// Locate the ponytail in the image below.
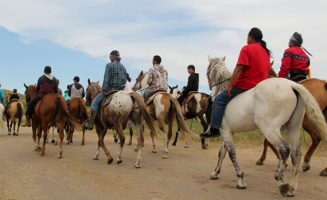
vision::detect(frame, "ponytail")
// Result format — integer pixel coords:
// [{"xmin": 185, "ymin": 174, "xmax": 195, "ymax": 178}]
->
[{"xmin": 249, "ymin": 27, "xmax": 272, "ymax": 58}]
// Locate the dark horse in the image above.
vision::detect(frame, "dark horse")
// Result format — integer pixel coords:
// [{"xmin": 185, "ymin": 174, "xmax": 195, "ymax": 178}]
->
[
  {"xmin": 169, "ymin": 85, "xmax": 212, "ymax": 149},
  {"xmin": 24, "ymin": 84, "xmax": 80, "ymax": 158}
]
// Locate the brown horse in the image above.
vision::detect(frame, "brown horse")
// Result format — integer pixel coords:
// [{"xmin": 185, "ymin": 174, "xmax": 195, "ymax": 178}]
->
[
  {"xmin": 133, "ymin": 71, "xmax": 197, "ymax": 159},
  {"xmin": 66, "ymin": 98, "xmax": 88, "ymax": 145},
  {"xmin": 5, "ymin": 100, "xmax": 24, "ymax": 136},
  {"xmin": 256, "ymin": 77, "xmax": 327, "ymax": 176},
  {"xmin": 86, "ymin": 81, "xmax": 158, "ymax": 167},
  {"xmin": 24, "ymin": 84, "xmax": 80, "ymax": 158},
  {"xmin": 169, "ymin": 85, "xmax": 212, "ymax": 149}
]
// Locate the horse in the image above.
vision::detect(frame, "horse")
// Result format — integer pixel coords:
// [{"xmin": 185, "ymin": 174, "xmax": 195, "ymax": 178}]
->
[
  {"xmin": 207, "ymin": 56, "xmax": 327, "ymax": 197},
  {"xmin": 255, "ymin": 70, "xmax": 327, "ymax": 176},
  {"xmin": 169, "ymin": 85, "xmax": 212, "ymax": 149},
  {"xmin": 86, "ymin": 81, "xmax": 158, "ymax": 168},
  {"xmin": 0, "ymin": 103, "xmax": 4, "ymax": 127},
  {"xmin": 66, "ymin": 98, "xmax": 88, "ymax": 145},
  {"xmin": 133, "ymin": 71, "xmax": 197, "ymax": 159},
  {"xmin": 86, "ymin": 79, "xmax": 134, "ymax": 144},
  {"xmin": 5, "ymin": 100, "xmax": 24, "ymax": 136},
  {"xmin": 24, "ymin": 84, "xmax": 80, "ymax": 158}
]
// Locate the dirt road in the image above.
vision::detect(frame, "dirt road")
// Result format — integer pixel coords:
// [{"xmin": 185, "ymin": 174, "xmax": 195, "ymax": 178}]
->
[{"xmin": 0, "ymin": 127, "xmax": 326, "ymax": 200}]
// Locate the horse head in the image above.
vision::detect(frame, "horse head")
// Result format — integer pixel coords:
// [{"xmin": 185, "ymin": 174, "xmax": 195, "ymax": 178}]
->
[
  {"xmin": 169, "ymin": 85, "xmax": 180, "ymax": 98},
  {"xmin": 132, "ymin": 70, "xmax": 148, "ymax": 92},
  {"xmin": 24, "ymin": 83, "xmax": 37, "ymax": 104},
  {"xmin": 86, "ymin": 79, "xmax": 101, "ymax": 106}
]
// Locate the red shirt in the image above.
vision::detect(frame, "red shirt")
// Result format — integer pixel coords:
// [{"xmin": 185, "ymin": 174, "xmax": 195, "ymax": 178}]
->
[
  {"xmin": 277, "ymin": 46, "xmax": 310, "ymax": 78},
  {"xmin": 233, "ymin": 43, "xmax": 271, "ymax": 90}
]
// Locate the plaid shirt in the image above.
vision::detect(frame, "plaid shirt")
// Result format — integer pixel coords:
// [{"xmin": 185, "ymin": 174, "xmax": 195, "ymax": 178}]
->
[{"xmin": 102, "ymin": 61, "xmax": 127, "ymax": 93}]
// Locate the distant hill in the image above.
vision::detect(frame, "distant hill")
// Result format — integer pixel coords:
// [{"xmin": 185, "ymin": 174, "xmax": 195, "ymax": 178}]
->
[{"xmin": 2, "ymin": 89, "xmax": 27, "ymax": 111}]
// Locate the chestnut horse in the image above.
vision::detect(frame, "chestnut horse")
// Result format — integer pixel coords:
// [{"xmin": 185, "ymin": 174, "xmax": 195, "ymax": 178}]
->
[
  {"xmin": 133, "ymin": 71, "xmax": 197, "ymax": 159},
  {"xmin": 24, "ymin": 84, "xmax": 79, "ymax": 158},
  {"xmin": 169, "ymin": 85, "xmax": 212, "ymax": 149},
  {"xmin": 256, "ymin": 70, "xmax": 327, "ymax": 176},
  {"xmin": 86, "ymin": 80, "xmax": 158, "ymax": 168},
  {"xmin": 66, "ymin": 98, "xmax": 88, "ymax": 145},
  {"xmin": 5, "ymin": 100, "xmax": 24, "ymax": 136}
]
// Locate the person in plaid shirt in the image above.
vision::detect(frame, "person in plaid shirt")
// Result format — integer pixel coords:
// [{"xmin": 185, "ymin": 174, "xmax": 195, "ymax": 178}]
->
[{"xmin": 86, "ymin": 50, "xmax": 127, "ymax": 130}]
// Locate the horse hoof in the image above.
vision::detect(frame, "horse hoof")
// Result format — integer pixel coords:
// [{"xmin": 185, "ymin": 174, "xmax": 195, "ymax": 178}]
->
[
  {"xmin": 81, "ymin": 142, "xmax": 85, "ymax": 145},
  {"xmin": 152, "ymin": 150, "xmax": 157, "ymax": 153},
  {"xmin": 93, "ymin": 156, "xmax": 99, "ymax": 160},
  {"xmin": 134, "ymin": 163, "xmax": 141, "ymax": 168},
  {"xmin": 51, "ymin": 140, "xmax": 55, "ymax": 144},
  {"xmin": 162, "ymin": 154, "xmax": 168, "ymax": 159},
  {"xmin": 40, "ymin": 153, "xmax": 45, "ymax": 157},
  {"xmin": 134, "ymin": 146, "xmax": 138, "ymax": 152},
  {"xmin": 210, "ymin": 172, "xmax": 219, "ymax": 180},
  {"xmin": 117, "ymin": 159, "xmax": 123, "ymax": 164},
  {"xmin": 172, "ymin": 143, "xmax": 176, "ymax": 146},
  {"xmin": 184, "ymin": 145, "xmax": 189, "ymax": 149},
  {"xmin": 8, "ymin": 133, "xmax": 11, "ymax": 135},
  {"xmin": 58, "ymin": 155, "xmax": 63, "ymax": 159},
  {"xmin": 127, "ymin": 142, "xmax": 132, "ymax": 146},
  {"xmin": 256, "ymin": 160, "xmax": 264, "ymax": 166},
  {"xmin": 302, "ymin": 163, "xmax": 310, "ymax": 172},
  {"xmin": 114, "ymin": 138, "xmax": 118, "ymax": 143},
  {"xmin": 320, "ymin": 169, "xmax": 327, "ymax": 176},
  {"xmin": 107, "ymin": 158, "xmax": 113, "ymax": 164},
  {"xmin": 236, "ymin": 180, "xmax": 247, "ymax": 189},
  {"xmin": 201, "ymin": 145, "xmax": 208, "ymax": 150},
  {"xmin": 279, "ymin": 183, "xmax": 291, "ymax": 197}
]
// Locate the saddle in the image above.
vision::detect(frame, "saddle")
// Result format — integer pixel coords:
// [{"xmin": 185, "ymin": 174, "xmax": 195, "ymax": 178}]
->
[
  {"xmin": 182, "ymin": 91, "xmax": 198, "ymax": 105},
  {"xmin": 10, "ymin": 99, "xmax": 18, "ymax": 102},
  {"xmin": 146, "ymin": 90, "xmax": 167, "ymax": 105},
  {"xmin": 103, "ymin": 90, "xmax": 120, "ymax": 108}
]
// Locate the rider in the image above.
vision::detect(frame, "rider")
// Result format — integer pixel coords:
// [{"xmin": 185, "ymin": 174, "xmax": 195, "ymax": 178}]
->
[
  {"xmin": 278, "ymin": 32, "xmax": 311, "ymax": 81},
  {"xmin": 144, "ymin": 55, "xmax": 168, "ymax": 99},
  {"xmin": 86, "ymin": 50, "xmax": 127, "ymax": 130},
  {"xmin": 63, "ymin": 85, "xmax": 70, "ymax": 101},
  {"xmin": 4, "ymin": 89, "xmax": 19, "ymax": 116},
  {"xmin": 69, "ymin": 76, "xmax": 85, "ymax": 99},
  {"xmin": 0, "ymin": 83, "xmax": 4, "ymax": 104},
  {"xmin": 177, "ymin": 65, "xmax": 199, "ymax": 104},
  {"xmin": 201, "ymin": 27, "xmax": 271, "ymax": 138},
  {"xmin": 23, "ymin": 66, "xmax": 58, "ymax": 127}
]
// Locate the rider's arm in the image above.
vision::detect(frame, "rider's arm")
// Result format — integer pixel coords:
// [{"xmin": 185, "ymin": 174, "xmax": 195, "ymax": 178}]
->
[
  {"xmin": 147, "ymin": 68, "xmax": 154, "ymax": 86},
  {"xmin": 102, "ymin": 64, "xmax": 111, "ymax": 92},
  {"xmin": 226, "ymin": 65, "xmax": 245, "ymax": 96},
  {"xmin": 278, "ymin": 50, "xmax": 292, "ymax": 78},
  {"xmin": 36, "ymin": 77, "xmax": 42, "ymax": 94}
]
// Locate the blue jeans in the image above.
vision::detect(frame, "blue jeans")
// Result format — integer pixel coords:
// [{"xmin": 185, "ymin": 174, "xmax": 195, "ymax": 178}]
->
[
  {"xmin": 143, "ymin": 90, "xmax": 151, "ymax": 99},
  {"xmin": 210, "ymin": 86, "xmax": 246, "ymax": 129},
  {"xmin": 91, "ymin": 92, "xmax": 105, "ymax": 111}
]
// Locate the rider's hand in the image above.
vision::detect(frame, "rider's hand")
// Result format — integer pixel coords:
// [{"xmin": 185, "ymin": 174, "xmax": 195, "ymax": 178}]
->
[{"xmin": 226, "ymin": 85, "xmax": 232, "ymax": 97}]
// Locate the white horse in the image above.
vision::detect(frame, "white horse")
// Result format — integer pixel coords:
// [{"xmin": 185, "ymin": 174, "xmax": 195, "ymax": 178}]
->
[{"xmin": 207, "ymin": 58, "xmax": 327, "ymax": 197}]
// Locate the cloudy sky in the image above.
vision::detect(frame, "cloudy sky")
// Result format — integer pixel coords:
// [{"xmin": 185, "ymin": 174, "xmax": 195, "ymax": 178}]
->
[{"xmin": 0, "ymin": 0, "xmax": 326, "ymax": 93}]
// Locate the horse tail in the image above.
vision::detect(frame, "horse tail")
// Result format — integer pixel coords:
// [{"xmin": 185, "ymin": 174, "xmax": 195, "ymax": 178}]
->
[
  {"xmin": 169, "ymin": 96, "xmax": 198, "ymax": 139},
  {"xmin": 55, "ymin": 97, "xmax": 81, "ymax": 131},
  {"xmin": 292, "ymin": 84, "xmax": 327, "ymax": 142},
  {"xmin": 79, "ymin": 99, "xmax": 89, "ymax": 121},
  {"xmin": 325, "ymin": 82, "xmax": 327, "ymax": 90},
  {"xmin": 130, "ymin": 92, "xmax": 158, "ymax": 138},
  {"xmin": 17, "ymin": 103, "xmax": 23, "ymax": 121}
]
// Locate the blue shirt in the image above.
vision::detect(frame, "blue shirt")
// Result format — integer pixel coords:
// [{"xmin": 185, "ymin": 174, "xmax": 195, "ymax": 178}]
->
[
  {"xmin": 0, "ymin": 89, "xmax": 4, "ymax": 103},
  {"xmin": 102, "ymin": 61, "xmax": 127, "ymax": 93}
]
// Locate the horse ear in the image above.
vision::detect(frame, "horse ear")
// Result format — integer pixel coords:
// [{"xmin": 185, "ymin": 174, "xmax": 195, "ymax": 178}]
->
[
  {"xmin": 97, "ymin": 81, "xmax": 99, "ymax": 83},
  {"xmin": 88, "ymin": 79, "xmax": 91, "ymax": 85},
  {"xmin": 223, "ymin": 56, "xmax": 226, "ymax": 61},
  {"xmin": 208, "ymin": 55, "xmax": 211, "ymax": 62},
  {"xmin": 140, "ymin": 71, "xmax": 143, "ymax": 75},
  {"xmin": 24, "ymin": 83, "xmax": 28, "ymax": 88},
  {"xmin": 176, "ymin": 84, "xmax": 178, "ymax": 88},
  {"xmin": 168, "ymin": 85, "xmax": 172, "ymax": 90},
  {"xmin": 270, "ymin": 60, "xmax": 274, "ymax": 66}
]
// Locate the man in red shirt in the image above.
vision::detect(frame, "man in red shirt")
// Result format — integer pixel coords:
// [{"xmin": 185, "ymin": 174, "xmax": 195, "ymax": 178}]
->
[
  {"xmin": 201, "ymin": 27, "xmax": 271, "ymax": 138},
  {"xmin": 278, "ymin": 32, "xmax": 310, "ymax": 81}
]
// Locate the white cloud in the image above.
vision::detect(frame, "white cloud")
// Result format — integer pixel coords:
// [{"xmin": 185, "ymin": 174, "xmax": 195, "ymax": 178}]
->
[{"xmin": 0, "ymin": 0, "xmax": 326, "ymax": 88}]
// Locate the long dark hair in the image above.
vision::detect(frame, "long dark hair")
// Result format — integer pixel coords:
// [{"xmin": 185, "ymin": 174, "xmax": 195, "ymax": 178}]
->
[{"xmin": 249, "ymin": 27, "xmax": 272, "ymax": 57}]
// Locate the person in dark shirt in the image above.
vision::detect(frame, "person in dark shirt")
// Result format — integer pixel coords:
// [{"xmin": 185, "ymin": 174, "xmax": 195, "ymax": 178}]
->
[
  {"xmin": 4, "ymin": 89, "xmax": 19, "ymax": 116},
  {"xmin": 177, "ymin": 65, "xmax": 199, "ymax": 104},
  {"xmin": 23, "ymin": 66, "xmax": 58, "ymax": 127}
]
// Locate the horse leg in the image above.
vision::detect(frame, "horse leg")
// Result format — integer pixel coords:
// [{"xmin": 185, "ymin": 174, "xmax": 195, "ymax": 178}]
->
[
  {"xmin": 81, "ymin": 127, "xmax": 86, "ymax": 145},
  {"xmin": 116, "ymin": 124, "xmax": 125, "ymax": 164},
  {"xmin": 13, "ymin": 119, "xmax": 16, "ymax": 135},
  {"xmin": 58, "ymin": 124, "xmax": 65, "ymax": 158},
  {"xmin": 7, "ymin": 118, "xmax": 10, "ymax": 135},
  {"xmin": 17, "ymin": 116, "xmax": 21, "ymax": 136},
  {"xmin": 132, "ymin": 115, "xmax": 143, "ymax": 168},
  {"xmin": 97, "ymin": 129, "xmax": 113, "ymax": 164},
  {"xmin": 36, "ymin": 124, "xmax": 42, "ymax": 151},
  {"xmin": 158, "ymin": 118, "xmax": 168, "ymax": 159},
  {"xmin": 128, "ymin": 121, "xmax": 133, "ymax": 146},
  {"xmin": 302, "ymin": 125, "xmax": 321, "ymax": 172},
  {"xmin": 256, "ymin": 139, "xmax": 280, "ymax": 165},
  {"xmin": 199, "ymin": 116, "xmax": 208, "ymax": 149},
  {"xmin": 210, "ymin": 142, "xmax": 228, "ymax": 179},
  {"xmin": 167, "ymin": 116, "xmax": 173, "ymax": 147},
  {"xmin": 172, "ymin": 126, "xmax": 180, "ymax": 146},
  {"xmin": 9, "ymin": 120, "xmax": 13, "ymax": 135},
  {"xmin": 113, "ymin": 130, "xmax": 118, "ymax": 143},
  {"xmin": 41, "ymin": 122, "xmax": 48, "ymax": 156}
]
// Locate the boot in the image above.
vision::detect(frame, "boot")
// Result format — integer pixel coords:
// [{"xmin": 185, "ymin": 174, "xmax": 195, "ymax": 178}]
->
[
  {"xmin": 86, "ymin": 110, "xmax": 97, "ymax": 130},
  {"xmin": 22, "ymin": 115, "xmax": 32, "ymax": 127},
  {"xmin": 200, "ymin": 126, "xmax": 220, "ymax": 138}
]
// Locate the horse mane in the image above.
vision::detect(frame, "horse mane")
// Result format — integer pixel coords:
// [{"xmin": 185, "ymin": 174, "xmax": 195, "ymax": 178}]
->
[{"xmin": 207, "ymin": 57, "xmax": 232, "ymax": 97}]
